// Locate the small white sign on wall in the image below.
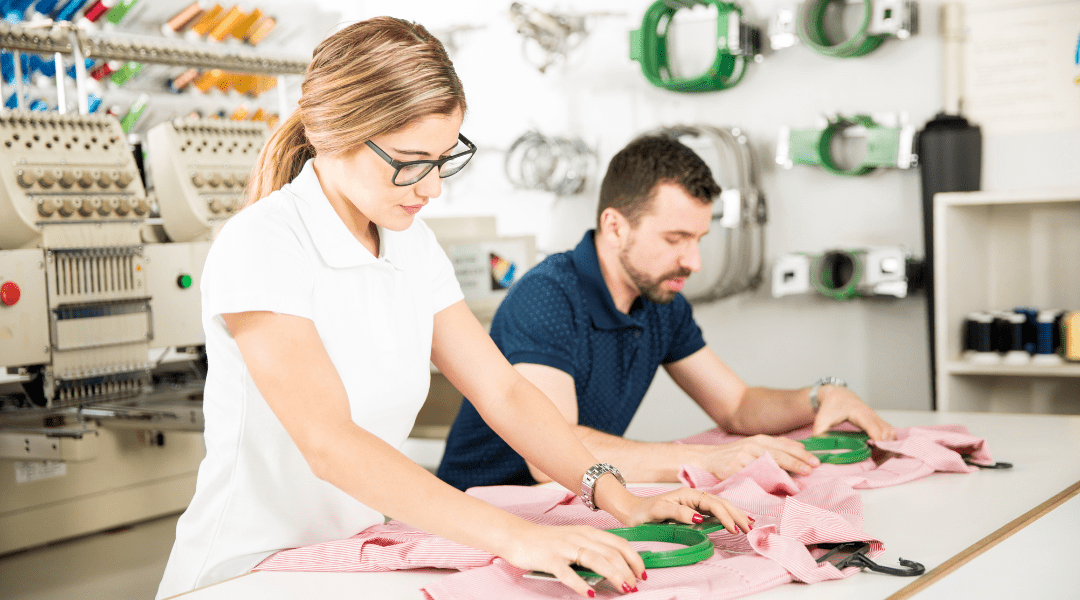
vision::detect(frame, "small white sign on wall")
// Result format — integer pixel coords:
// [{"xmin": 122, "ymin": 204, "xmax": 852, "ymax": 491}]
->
[
  {"xmin": 965, "ymin": 0, "xmax": 1080, "ymax": 135},
  {"xmin": 15, "ymin": 460, "xmax": 67, "ymax": 484},
  {"xmin": 447, "ymin": 237, "xmax": 533, "ymax": 301}
]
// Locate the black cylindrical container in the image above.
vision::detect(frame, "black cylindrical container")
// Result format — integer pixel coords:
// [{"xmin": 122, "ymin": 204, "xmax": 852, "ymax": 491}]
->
[{"xmin": 919, "ymin": 113, "xmax": 982, "ymax": 407}]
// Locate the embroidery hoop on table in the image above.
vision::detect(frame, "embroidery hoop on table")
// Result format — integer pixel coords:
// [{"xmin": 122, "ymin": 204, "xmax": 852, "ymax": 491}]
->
[
  {"xmin": 571, "ymin": 521, "xmax": 725, "ymax": 578},
  {"xmin": 800, "ymin": 433, "xmax": 872, "ymax": 464}
]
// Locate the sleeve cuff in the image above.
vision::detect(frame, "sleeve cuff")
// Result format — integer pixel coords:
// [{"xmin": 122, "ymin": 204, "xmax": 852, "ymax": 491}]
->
[
  {"xmin": 664, "ymin": 338, "xmax": 706, "ymax": 364},
  {"xmin": 432, "ymin": 288, "xmax": 465, "ymax": 315},
  {"xmin": 504, "ymin": 351, "xmax": 576, "ymax": 379},
  {"xmin": 206, "ymin": 298, "xmax": 314, "ymax": 323}
]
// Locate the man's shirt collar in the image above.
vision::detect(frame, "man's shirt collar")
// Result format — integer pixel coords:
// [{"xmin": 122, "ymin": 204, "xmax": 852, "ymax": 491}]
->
[{"xmin": 570, "ymin": 230, "xmax": 642, "ymax": 330}]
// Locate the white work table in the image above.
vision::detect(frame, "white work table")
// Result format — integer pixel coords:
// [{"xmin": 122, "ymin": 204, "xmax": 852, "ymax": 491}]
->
[
  {"xmin": 171, "ymin": 410, "xmax": 1080, "ymax": 599},
  {"xmin": 910, "ymin": 490, "xmax": 1079, "ymax": 599}
]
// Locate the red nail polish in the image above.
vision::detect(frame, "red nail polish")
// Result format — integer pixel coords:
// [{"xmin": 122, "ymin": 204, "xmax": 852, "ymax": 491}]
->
[
  {"xmin": 692, "ymin": 513, "xmax": 704, "ymax": 524},
  {"xmin": 622, "ymin": 582, "xmax": 632, "ymax": 593},
  {"xmin": 748, "ymin": 516, "xmax": 756, "ymax": 523},
  {"xmin": 632, "ymin": 587, "xmax": 639, "ymax": 592},
  {"xmin": 641, "ymin": 571, "xmax": 648, "ymax": 581},
  {"xmin": 588, "ymin": 590, "xmax": 596, "ymax": 598}
]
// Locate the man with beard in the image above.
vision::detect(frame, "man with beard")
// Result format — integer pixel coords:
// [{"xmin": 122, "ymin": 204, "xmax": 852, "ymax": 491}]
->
[{"xmin": 437, "ymin": 135, "xmax": 894, "ymax": 490}]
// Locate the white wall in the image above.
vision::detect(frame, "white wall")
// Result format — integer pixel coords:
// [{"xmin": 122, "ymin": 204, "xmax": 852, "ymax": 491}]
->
[{"xmin": 316, "ymin": 1, "xmax": 1080, "ymax": 441}]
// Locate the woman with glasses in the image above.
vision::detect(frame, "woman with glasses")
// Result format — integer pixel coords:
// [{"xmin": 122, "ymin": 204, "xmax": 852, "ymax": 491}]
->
[{"xmin": 157, "ymin": 17, "xmax": 747, "ymax": 600}]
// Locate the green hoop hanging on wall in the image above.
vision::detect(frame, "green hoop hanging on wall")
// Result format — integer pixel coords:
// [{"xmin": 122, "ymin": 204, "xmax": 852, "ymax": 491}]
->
[
  {"xmin": 811, "ymin": 249, "xmax": 866, "ymax": 300},
  {"xmin": 797, "ymin": 0, "xmax": 918, "ymax": 59},
  {"xmin": 780, "ymin": 114, "xmax": 916, "ymax": 177},
  {"xmin": 629, "ymin": 0, "xmax": 760, "ymax": 93}
]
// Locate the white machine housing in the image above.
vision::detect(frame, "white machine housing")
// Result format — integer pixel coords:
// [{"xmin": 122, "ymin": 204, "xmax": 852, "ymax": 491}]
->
[
  {"xmin": 0, "ymin": 113, "xmax": 213, "ymax": 557},
  {"xmin": 148, "ymin": 117, "xmax": 269, "ymax": 242},
  {"xmin": 0, "ymin": 111, "xmax": 148, "ymax": 250}
]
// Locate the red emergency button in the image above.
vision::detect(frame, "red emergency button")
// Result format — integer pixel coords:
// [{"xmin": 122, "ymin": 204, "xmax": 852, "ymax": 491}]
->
[{"xmin": 0, "ymin": 281, "xmax": 20, "ymax": 306}]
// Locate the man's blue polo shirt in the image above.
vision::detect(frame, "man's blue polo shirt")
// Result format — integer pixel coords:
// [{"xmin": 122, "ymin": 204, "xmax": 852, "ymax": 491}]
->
[{"xmin": 437, "ymin": 230, "xmax": 706, "ymax": 490}]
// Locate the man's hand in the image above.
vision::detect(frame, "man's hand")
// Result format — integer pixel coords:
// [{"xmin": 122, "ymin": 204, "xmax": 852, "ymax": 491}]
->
[
  {"xmin": 692, "ymin": 435, "xmax": 821, "ymax": 478},
  {"xmin": 811, "ymin": 385, "xmax": 896, "ymax": 441}
]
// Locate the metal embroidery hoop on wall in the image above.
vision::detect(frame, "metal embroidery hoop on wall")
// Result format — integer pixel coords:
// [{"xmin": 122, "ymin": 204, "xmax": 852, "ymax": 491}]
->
[
  {"xmin": 651, "ymin": 124, "xmax": 767, "ymax": 302},
  {"xmin": 504, "ymin": 131, "xmax": 594, "ymax": 196}
]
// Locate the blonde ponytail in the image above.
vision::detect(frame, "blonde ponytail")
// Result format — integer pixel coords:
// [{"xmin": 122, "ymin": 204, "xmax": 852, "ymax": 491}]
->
[
  {"xmin": 245, "ymin": 111, "xmax": 313, "ymax": 207},
  {"xmin": 243, "ymin": 17, "xmax": 466, "ymax": 207}
]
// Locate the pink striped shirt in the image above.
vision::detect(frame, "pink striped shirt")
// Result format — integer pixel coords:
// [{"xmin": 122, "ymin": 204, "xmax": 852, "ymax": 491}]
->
[
  {"xmin": 677, "ymin": 424, "xmax": 995, "ymax": 490},
  {"xmin": 257, "ymin": 458, "xmax": 881, "ymax": 597},
  {"xmin": 254, "ymin": 425, "xmax": 996, "ymax": 599}
]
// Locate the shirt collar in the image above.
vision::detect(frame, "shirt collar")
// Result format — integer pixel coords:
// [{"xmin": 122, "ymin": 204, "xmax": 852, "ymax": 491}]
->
[
  {"xmin": 571, "ymin": 230, "xmax": 642, "ymax": 330},
  {"xmin": 285, "ymin": 159, "xmax": 404, "ymax": 270}
]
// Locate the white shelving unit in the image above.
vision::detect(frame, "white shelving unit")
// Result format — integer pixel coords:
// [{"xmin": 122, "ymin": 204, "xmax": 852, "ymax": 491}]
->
[{"xmin": 934, "ymin": 188, "xmax": 1080, "ymax": 413}]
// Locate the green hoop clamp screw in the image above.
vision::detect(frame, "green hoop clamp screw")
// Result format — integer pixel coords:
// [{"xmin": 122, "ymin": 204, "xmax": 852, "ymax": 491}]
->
[{"xmin": 629, "ymin": 0, "xmax": 760, "ymax": 93}]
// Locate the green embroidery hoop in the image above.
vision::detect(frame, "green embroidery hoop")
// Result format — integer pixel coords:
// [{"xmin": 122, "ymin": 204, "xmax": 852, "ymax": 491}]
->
[
  {"xmin": 786, "ymin": 115, "xmax": 905, "ymax": 177},
  {"xmin": 810, "ymin": 249, "xmax": 866, "ymax": 300},
  {"xmin": 629, "ymin": 0, "xmax": 754, "ymax": 93},
  {"xmin": 571, "ymin": 520, "xmax": 725, "ymax": 577},
  {"xmin": 798, "ymin": 0, "xmax": 888, "ymax": 58},
  {"xmin": 801, "ymin": 432, "xmax": 872, "ymax": 464}
]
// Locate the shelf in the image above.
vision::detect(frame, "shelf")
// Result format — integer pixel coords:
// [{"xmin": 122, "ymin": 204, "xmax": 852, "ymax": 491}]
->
[
  {"xmin": 934, "ymin": 187, "xmax": 1080, "ymax": 207},
  {"xmin": 946, "ymin": 361, "xmax": 1080, "ymax": 377},
  {"xmin": 0, "ymin": 20, "xmax": 307, "ymax": 75},
  {"xmin": 934, "ymin": 188, "xmax": 1080, "ymax": 413}
]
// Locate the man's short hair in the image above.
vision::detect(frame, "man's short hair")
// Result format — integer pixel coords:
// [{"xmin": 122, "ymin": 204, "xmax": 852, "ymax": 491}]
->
[{"xmin": 596, "ymin": 134, "xmax": 721, "ymax": 228}]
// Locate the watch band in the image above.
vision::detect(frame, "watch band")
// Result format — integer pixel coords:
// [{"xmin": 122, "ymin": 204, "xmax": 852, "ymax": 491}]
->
[
  {"xmin": 809, "ymin": 376, "xmax": 847, "ymax": 412},
  {"xmin": 580, "ymin": 463, "xmax": 626, "ymax": 511}
]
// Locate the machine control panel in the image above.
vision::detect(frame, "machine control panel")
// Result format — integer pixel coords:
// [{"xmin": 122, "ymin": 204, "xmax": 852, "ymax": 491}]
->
[
  {"xmin": 148, "ymin": 118, "xmax": 268, "ymax": 242},
  {"xmin": 0, "ymin": 111, "xmax": 147, "ymax": 249}
]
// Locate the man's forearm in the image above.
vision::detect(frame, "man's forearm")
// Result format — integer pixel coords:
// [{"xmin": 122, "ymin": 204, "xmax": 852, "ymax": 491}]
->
[
  {"xmin": 526, "ymin": 425, "xmax": 713, "ymax": 483},
  {"xmin": 716, "ymin": 387, "xmax": 814, "ymax": 435}
]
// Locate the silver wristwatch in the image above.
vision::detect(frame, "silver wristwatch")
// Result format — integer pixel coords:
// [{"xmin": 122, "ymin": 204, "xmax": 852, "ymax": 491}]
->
[
  {"xmin": 580, "ymin": 463, "xmax": 626, "ymax": 511},
  {"xmin": 809, "ymin": 376, "xmax": 847, "ymax": 413}
]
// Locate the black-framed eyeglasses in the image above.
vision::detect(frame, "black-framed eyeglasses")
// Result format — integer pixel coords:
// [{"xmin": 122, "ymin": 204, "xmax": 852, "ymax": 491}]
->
[{"xmin": 365, "ymin": 133, "xmax": 476, "ymax": 186}]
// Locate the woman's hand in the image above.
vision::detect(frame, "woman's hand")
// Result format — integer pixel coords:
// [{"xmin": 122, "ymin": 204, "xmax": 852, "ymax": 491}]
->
[
  {"xmin": 592, "ymin": 471, "xmax": 751, "ymax": 535},
  {"xmin": 498, "ymin": 486, "xmax": 750, "ymax": 597},
  {"xmin": 618, "ymin": 486, "xmax": 752, "ymax": 534},
  {"xmin": 500, "ymin": 522, "xmax": 646, "ymax": 597}
]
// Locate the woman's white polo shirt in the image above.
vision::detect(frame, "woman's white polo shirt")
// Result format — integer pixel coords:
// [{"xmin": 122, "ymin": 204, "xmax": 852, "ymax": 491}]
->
[{"xmin": 157, "ymin": 160, "xmax": 463, "ymax": 598}]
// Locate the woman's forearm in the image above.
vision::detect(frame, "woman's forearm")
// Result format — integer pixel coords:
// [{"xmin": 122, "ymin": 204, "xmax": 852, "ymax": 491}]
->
[
  {"xmin": 313, "ymin": 420, "xmax": 532, "ymax": 556},
  {"xmin": 475, "ymin": 374, "xmax": 639, "ymax": 522}
]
